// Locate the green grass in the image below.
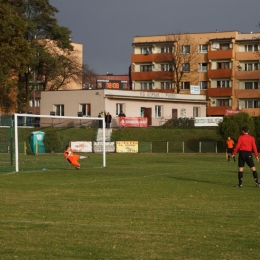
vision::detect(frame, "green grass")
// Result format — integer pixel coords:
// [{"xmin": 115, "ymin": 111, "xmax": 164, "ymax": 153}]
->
[{"xmin": 1, "ymin": 153, "xmax": 260, "ymax": 259}]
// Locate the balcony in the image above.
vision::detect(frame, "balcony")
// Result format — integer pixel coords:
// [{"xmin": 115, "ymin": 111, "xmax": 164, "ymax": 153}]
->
[
  {"xmin": 131, "ymin": 71, "xmax": 172, "ymax": 81},
  {"xmin": 241, "ymin": 108, "xmax": 260, "ymax": 117},
  {"xmin": 208, "ymin": 68, "xmax": 233, "ymax": 78},
  {"xmin": 235, "ymin": 70, "xmax": 260, "ymax": 80},
  {"xmin": 235, "ymin": 89, "xmax": 260, "ymax": 99},
  {"xmin": 208, "ymin": 49, "xmax": 233, "ymax": 60},
  {"xmin": 131, "ymin": 53, "xmax": 167, "ymax": 63},
  {"xmin": 207, "ymin": 87, "xmax": 232, "ymax": 97},
  {"xmin": 207, "ymin": 106, "xmax": 232, "ymax": 116},
  {"xmin": 236, "ymin": 52, "xmax": 260, "ymax": 61}
]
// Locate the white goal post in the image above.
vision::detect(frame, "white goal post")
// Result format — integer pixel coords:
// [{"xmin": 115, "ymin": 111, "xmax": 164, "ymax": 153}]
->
[{"xmin": 13, "ymin": 113, "xmax": 106, "ymax": 172}]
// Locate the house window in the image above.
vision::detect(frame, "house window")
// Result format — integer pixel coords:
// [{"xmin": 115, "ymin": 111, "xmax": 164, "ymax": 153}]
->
[
  {"xmin": 244, "ymin": 100, "xmax": 259, "ymax": 108},
  {"xmin": 161, "ymin": 46, "xmax": 173, "ymax": 53},
  {"xmin": 245, "ymin": 82, "xmax": 258, "ymax": 89},
  {"xmin": 181, "ymin": 82, "xmax": 190, "ymax": 90},
  {"xmin": 116, "ymin": 103, "xmax": 124, "ymax": 116},
  {"xmin": 140, "ymin": 82, "xmax": 152, "ymax": 90},
  {"xmin": 80, "ymin": 103, "xmax": 91, "ymax": 116},
  {"xmin": 244, "ymin": 45, "xmax": 258, "ymax": 52},
  {"xmin": 198, "ymin": 44, "xmax": 208, "ymax": 53},
  {"xmin": 217, "ymin": 62, "xmax": 230, "ymax": 69},
  {"xmin": 161, "ymin": 64, "xmax": 171, "ymax": 71},
  {"xmin": 140, "ymin": 65, "xmax": 153, "ymax": 72},
  {"xmin": 220, "ymin": 43, "xmax": 230, "ymax": 50},
  {"xmin": 141, "ymin": 47, "xmax": 152, "ymax": 54},
  {"xmin": 182, "ymin": 45, "xmax": 190, "ymax": 54},
  {"xmin": 245, "ymin": 63, "xmax": 259, "ymax": 71},
  {"xmin": 160, "ymin": 82, "xmax": 172, "ymax": 89},
  {"xmin": 200, "ymin": 81, "xmax": 207, "ymax": 90},
  {"xmin": 216, "ymin": 99, "xmax": 229, "ymax": 106},
  {"xmin": 193, "ymin": 107, "xmax": 200, "ymax": 117},
  {"xmin": 182, "ymin": 63, "xmax": 190, "ymax": 72},
  {"xmin": 155, "ymin": 105, "xmax": 162, "ymax": 117},
  {"xmin": 217, "ymin": 80, "xmax": 230, "ymax": 88},
  {"xmin": 55, "ymin": 104, "xmax": 64, "ymax": 116},
  {"xmin": 199, "ymin": 63, "xmax": 208, "ymax": 72}
]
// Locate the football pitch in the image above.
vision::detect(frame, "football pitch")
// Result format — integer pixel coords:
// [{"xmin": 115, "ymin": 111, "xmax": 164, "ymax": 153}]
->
[{"xmin": 0, "ymin": 153, "xmax": 260, "ymax": 259}]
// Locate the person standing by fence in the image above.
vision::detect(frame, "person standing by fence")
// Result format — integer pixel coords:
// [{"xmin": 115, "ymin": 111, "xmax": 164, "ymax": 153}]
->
[
  {"xmin": 226, "ymin": 136, "xmax": 235, "ymax": 162},
  {"xmin": 232, "ymin": 126, "xmax": 260, "ymax": 188}
]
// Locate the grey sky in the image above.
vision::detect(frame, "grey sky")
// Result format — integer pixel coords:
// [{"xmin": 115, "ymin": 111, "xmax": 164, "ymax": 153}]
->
[{"xmin": 50, "ymin": 0, "xmax": 260, "ymax": 75}]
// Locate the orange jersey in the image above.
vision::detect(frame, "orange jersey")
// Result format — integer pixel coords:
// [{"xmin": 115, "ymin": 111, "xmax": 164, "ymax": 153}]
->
[
  {"xmin": 226, "ymin": 139, "xmax": 234, "ymax": 149},
  {"xmin": 64, "ymin": 148, "xmax": 80, "ymax": 167}
]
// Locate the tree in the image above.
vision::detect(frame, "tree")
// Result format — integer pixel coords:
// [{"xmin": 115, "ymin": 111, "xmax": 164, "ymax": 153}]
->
[
  {"xmin": 0, "ymin": 1, "xmax": 31, "ymax": 112},
  {"xmin": 217, "ymin": 112, "xmax": 255, "ymax": 142},
  {"xmin": 158, "ymin": 33, "xmax": 200, "ymax": 93},
  {"xmin": 36, "ymin": 40, "xmax": 82, "ymax": 91},
  {"xmin": 82, "ymin": 64, "xmax": 97, "ymax": 89},
  {"xmin": 13, "ymin": 0, "xmax": 74, "ymax": 111}
]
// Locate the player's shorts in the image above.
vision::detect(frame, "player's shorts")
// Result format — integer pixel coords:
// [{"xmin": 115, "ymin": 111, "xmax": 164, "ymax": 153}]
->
[
  {"xmin": 227, "ymin": 148, "xmax": 233, "ymax": 154},
  {"xmin": 238, "ymin": 151, "xmax": 255, "ymax": 168}
]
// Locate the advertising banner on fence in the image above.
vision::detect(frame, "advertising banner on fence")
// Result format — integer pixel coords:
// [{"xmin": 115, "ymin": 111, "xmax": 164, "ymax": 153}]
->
[
  {"xmin": 116, "ymin": 141, "xmax": 138, "ymax": 153},
  {"xmin": 224, "ymin": 110, "xmax": 241, "ymax": 116},
  {"xmin": 93, "ymin": 142, "xmax": 115, "ymax": 153},
  {"xmin": 194, "ymin": 117, "xmax": 223, "ymax": 127},
  {"xmin": 119, "ymin": 117, "xmax": 148, "ymax": 128},
  {"xmin": 70, "ymin": 141, "xmax": 92, "ymax": 152}
]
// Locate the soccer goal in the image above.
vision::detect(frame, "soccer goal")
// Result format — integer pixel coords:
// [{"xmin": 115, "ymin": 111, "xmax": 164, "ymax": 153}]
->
[{"xmin": 13, "ymin": 113, "xmax": 106, "ymax": 172}]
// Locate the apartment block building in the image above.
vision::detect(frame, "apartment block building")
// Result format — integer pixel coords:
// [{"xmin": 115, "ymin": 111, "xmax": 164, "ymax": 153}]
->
[{"xmin": 131, "ymin": 31, "xmax": 260, "ymax": 117}]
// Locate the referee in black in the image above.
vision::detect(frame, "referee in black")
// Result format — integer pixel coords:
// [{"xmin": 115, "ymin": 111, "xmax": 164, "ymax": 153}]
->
[{"xmin": 232, "ymin": 126, "xmax": 259, "ymax": 188}]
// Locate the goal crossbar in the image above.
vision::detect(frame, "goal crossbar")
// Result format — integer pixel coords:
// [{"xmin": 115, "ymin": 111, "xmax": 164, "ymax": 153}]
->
[{"xmin": 13, "ymin": 113, "xmax": 106, "ymax": 172}]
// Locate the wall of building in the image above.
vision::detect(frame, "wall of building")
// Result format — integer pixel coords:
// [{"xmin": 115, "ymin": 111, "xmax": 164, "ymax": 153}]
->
[{"xmin": 40, "ymin": 89, "xmax": 206, "ymax": 127}]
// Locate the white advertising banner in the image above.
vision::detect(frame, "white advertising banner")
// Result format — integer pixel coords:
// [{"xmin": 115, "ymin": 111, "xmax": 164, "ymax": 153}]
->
[
  {"xmin": 94, "ymin": 142, "xmax": 115, "ymax": 153},
  {"xmin": 70, "ymin": 141, "xmax": 92, "ymax": 152},
  {"xmin": 194, "ymin": 117, "xmax": 223, "ymax": 127},
  {"xmin": 190, "ymin": 85, "xmax": 200, "ymax": 94}
]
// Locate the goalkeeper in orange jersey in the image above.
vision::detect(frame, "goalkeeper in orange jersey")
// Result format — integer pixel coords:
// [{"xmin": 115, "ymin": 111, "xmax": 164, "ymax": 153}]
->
[
  {"xmin": 226, "ymin": 136, "xmax": 235, "ymax": 162},
  {"xmin": 63, "ymin": 145, "xmax": 86, "ymax": 169}
]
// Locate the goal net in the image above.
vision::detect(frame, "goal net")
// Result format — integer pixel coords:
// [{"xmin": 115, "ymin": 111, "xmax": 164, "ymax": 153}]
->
[{"xmin": 13, "ymin": 113, "xmax": 106, "ymax": 172}]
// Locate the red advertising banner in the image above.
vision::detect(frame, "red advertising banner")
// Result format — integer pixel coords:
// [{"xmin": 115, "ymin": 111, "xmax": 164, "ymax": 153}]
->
[
  {"xmin": 119, "ymin": 117, "xmax": 148, "ymax": 128},
  {"xmin": 224, "ymin": 110, "xmax": 240, "ymax": 116}
]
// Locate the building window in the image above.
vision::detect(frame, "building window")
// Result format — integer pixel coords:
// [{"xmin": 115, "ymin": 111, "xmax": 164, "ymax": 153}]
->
[
  {"xmin": 220, "ymin": 43, "xmax": 230, "ymax": 50},
  {"xmin": 161, "ymin": 46, "xmax": 173, "ymax": 53},
  {"xmin": 199, "ymin": 63, "xmax": 208, "ymax": 72},
  {"xmin": 55, "ymin": 104, "xmax": 64, "ymax": 116},
  {"xmin": 116, "ymin": 103, "xmax": 124, "ymax": 116},
  {"xmin": 181, "ymin": 82, "xmax": 190, "ymax": 90},
  {"xmin": 193, "ymin": 107, "xmax": 200, "ymax": 117},
  {"xmin": 80, "ymin": 103, "xmax": 91, "ymax": 116},
  {"xmin": 161, "ymin": 64, "xmax": 171, "ymax": 71},
  {"xmin": 180, "ymin": 108, "xmax": 186, "ymax": 117},
  {"xmin": 217, "ymin": 80, "xmax": 230, "ymax": 88},
  {"xmin": 245, "ymin": 82, "xmax": 259, "ymax": 89},
  {"xmin": 217, "ymin": 62, "xmax": 230, "ymax": 69},
  {"xmin": 198, "ymin": 44, "xmax": 208, "ymax": 53},
  {"xmin": 141, "ymin": 47, "xmax": 152, "ymax": 54},
  {"xmin": 140, "ymin": 65, "xmax": 153, "ymax": 72},
  {"xmin": 244, "ymin": 45, "xmax": 258, "ymax": 52},
  {"xmin": 216, "ymin": 99, "xmax": 229, "ymax": 106},
  {"xmin": 155, "ymin": 105, "xmax": 162, "ymax": 117},
  {"xmin": 200, "ymin": 81, "xmax": 208, "ymax": 90},
  {"xmin": 245, "ymin": 63, "xmax": 259, "ymax": 71},
  {"xmin": 140, "ymin": 82, "xmax": 152, "ymax": 90},
  {"xmin": 182, "ymin": 63, "xmax": 190, "ymax": 72},
  {"xmin": 182, "ymin": 45, "xmax": 190, "ymax": 54},
  {"xmin": 244, "ymin": 100, "xmax": 259, "ymax": 108},
  {"xmin": 160, "ymin": 82, "xmax": 172, "ymax": 89}
]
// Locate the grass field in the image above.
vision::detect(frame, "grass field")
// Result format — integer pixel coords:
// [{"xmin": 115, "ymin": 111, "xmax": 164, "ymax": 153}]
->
[{"xmin": 1, "ymin": 153, "xmax": 260, "ymax": 259}]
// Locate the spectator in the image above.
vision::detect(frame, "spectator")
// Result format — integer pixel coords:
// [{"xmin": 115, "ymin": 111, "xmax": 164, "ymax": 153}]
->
[
  {"xmin": 105, "ymin": 112, "xmax": 112, "ymax": 128},
  {"xmin": 118, "ymin": 111, "xmax": 126, "ymax": 117}
]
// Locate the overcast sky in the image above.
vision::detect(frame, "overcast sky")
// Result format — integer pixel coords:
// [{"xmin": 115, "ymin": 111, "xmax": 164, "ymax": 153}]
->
[{"xmin": 49, "ymin": 0, "xmax": 260, "ymax": 75}]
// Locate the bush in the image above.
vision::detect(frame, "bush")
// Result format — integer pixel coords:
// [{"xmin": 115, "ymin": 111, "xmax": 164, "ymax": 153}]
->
[
  {"xmin": 160, "ymin": 117, "xmax": 195, "ymax": 129},
  {"xmin": 44, "ymin": 129, "xmax": 63, "ymax": 153}
]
